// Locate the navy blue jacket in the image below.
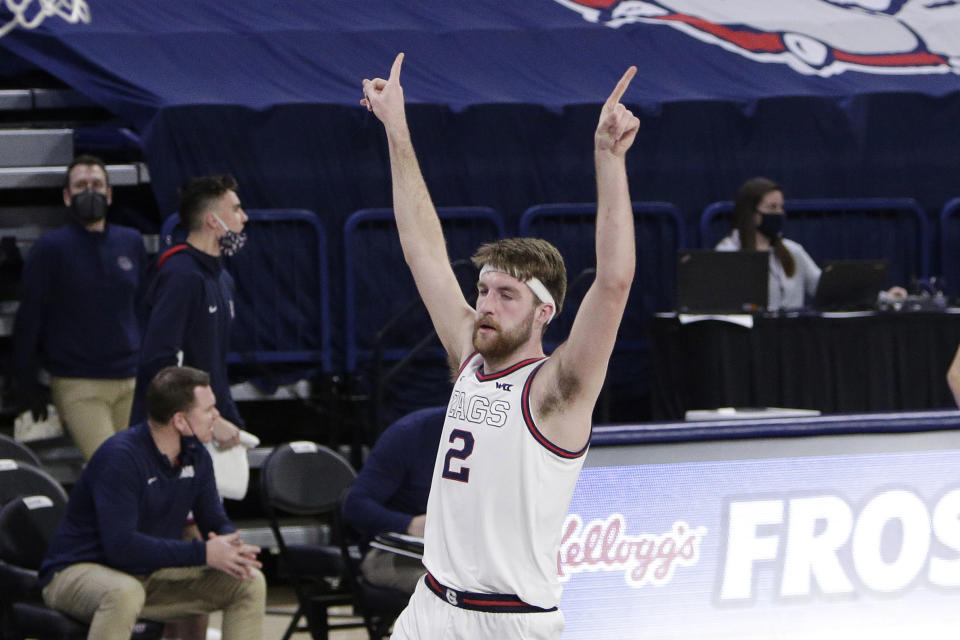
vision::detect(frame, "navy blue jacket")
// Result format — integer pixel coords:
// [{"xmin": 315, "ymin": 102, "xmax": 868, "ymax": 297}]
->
[
  {"xmin": 39, "ymin": 422, "xmax": 233, "ymax": 585},
  {"xmin": 342, "ymin": 407, "xmax": 445, "ymax": 543},
  {"xmin": 13, "ymin": 222, "xmax": 147, "ymax": 393},
  {"xmin": 131, "ymin": 245, "xmax": 243, "ymax": 426}
]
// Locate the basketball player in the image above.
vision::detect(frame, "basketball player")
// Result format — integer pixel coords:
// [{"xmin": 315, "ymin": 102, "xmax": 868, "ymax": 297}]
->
[{"xmin": 362, "ymin": 54, "xmax": 640, "ymax": 639}]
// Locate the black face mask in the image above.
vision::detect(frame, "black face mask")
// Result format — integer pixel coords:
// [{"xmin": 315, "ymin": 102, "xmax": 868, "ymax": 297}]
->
[
  {"xmin": 70, "ymin": 190, "xmax": 108, "ymax": 223},
  {"xmin": 756, "ymin": 213, "xmax": 784, "ymax": 240}
]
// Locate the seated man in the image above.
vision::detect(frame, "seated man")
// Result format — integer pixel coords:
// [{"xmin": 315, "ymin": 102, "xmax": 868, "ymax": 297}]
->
[
  {"xmin": 38, "ymin": 366, "xmax": 265, "ymax": 640},
  {"xmin": 342, "ymin": 406, "xmax": 444, "ymax": 594}
]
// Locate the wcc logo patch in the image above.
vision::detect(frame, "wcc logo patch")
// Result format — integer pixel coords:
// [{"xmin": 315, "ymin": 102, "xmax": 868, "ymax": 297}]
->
[{"xmin": 554, "ymin": 0, "xmax": 960, "ymax": 77}]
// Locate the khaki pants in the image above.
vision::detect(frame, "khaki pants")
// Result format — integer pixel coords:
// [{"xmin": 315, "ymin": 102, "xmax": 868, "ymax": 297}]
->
[
  {"xmin": 50, "ymin": 377, "xmax": 135, "ymax": 460},
  {"xmin": 43, "ymin": 563, "xmax": 265, "ymax": 640},
  {"xmin": 360, "ymin": 548, "xmax": 425, "ymax": 595}
]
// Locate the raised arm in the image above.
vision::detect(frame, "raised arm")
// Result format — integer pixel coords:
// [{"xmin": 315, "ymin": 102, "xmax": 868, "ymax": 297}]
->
[
  {"xmin": 362, "ymin": 54, "xmax": 475, "ymax": 365},
  {"xmin": 533, "ymin": 67, "xmax": 640, "ymax": 451}
]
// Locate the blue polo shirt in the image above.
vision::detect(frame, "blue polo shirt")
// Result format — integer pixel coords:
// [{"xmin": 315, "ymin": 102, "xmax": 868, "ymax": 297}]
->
[
  {"xmin": 39, "ymin": 422, "xmax": 233, "ymax": 585},
  {"xmin": 13, "ymin": 221, "xmax": 147, "ymax": 393}
]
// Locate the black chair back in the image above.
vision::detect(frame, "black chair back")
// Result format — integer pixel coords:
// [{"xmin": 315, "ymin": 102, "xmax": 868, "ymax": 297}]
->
[
  {"xmin": 0, "ymin": 436, "xmax": 41, "ymax": 467},
  {"xmin": 0, "ymin": 460, "xmax": 67, "ymax": 507},
  {"xmin": 0, "ymin": 460, "xmax": 163, "ymax": 640},
  {"xmin": 260, "ymin": 442, "xmax": 362, "ymax": 640},
  {"xmin": 261, "ymin": 442, "xmax": 356, "ymax": 516},
  {"xmin": 0, "ymin": 495, "xmax": 66, "ymax": 571}
]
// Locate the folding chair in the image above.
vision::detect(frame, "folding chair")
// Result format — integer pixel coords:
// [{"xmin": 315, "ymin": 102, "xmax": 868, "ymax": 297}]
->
[
  {"xmin": 0, "ymin": 459, "xmax": 161, "ymax": 640},
  {"xmin": 333, "ymin": 490, "xmax": 410, "ymax": 639},
  {"xmin": 260, "ymin": 442, "xmax": 363, "ymax": 639},
  {"xmin": 0, "ymin": 434, "xmax": 41, "ymax": 467}
]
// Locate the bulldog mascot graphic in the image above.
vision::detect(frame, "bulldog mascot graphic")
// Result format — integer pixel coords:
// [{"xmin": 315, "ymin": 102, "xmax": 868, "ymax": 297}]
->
[{"xmin": 555, "ymin": 0, "xmax": 960, "ymax": 76}]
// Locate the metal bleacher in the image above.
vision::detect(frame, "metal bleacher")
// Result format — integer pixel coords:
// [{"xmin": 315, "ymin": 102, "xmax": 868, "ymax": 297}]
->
[
  {"xmin": 0, "ymin": 86, "xmax": 151, "ymax": 256},
  {"xmin": 0, "ymin": 90, "xmax": 150, "ymax": 191}
]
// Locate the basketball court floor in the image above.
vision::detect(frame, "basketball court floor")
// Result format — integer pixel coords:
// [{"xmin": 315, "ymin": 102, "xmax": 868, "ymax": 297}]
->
[{"xmin": 208, "ymin": 585, "xmax": 373, "ymax": 639}]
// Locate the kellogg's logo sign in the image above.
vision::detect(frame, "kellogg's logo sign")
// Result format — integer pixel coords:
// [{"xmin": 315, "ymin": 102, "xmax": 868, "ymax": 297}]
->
[
  {"xmin": 554, "ymin": 0, "xmax": 960, "ymax": 76},
  {"xmin": 558, "ymin": 513, "xmax": 707, "ymax": 587}
]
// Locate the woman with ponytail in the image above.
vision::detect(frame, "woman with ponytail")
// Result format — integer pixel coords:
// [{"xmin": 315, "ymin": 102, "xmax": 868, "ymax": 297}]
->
[{"xmin": 716, "ymin": 177, "xmax": 820, "ymax": 310}]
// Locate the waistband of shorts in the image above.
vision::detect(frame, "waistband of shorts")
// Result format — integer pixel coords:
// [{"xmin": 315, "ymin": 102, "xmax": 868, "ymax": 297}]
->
[{"xmin": 424, "ymin": 572, "xmax": 557, "ymax": 614}]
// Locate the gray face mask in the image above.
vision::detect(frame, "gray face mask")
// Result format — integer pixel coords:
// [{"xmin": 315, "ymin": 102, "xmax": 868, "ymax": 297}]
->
[
  {"xmin": 70, "ymin": 189, "xmax": 108, "ymax": 223},
  {"xmin": 213, "ymin": 214, "xmax": 247, "ymax": 256}
]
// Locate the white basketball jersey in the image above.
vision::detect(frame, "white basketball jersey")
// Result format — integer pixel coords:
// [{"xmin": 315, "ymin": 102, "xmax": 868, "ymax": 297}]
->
[{"xmin": 422, "ymin": 353, "xmax": 588, "ymax": 609}]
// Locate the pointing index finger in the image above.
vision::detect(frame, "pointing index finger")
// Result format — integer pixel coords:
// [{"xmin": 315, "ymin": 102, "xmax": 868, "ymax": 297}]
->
[
  {"xmin": 389, "ymin": 52, "xmax": 404, "ymax": 82},
  {"xmin": 604, "ymin": 65, "xmax": 637, "ymax": 109}
]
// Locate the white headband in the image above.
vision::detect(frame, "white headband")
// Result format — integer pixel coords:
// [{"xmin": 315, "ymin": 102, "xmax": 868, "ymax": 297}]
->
[{"xmin": 479, "ymin": 264, "xmax": 556, "ymax": 324}]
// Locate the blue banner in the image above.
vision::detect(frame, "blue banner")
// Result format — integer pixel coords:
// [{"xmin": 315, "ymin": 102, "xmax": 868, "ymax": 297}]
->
[
  {"xmin": 4, "ymin": 1, "xmax": 960, "ymax": 388},
  {"xmin": 2, "ymin": 0, "xmax": 959, "ymax": 121}
]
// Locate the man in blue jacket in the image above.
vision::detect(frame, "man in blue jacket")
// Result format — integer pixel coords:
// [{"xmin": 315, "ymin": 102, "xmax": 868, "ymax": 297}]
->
[
  {"xmin": 342, "ymin": 406, "xmax": 444, "ymax": 594},
  {"xmin": 131, "ymin": 174, "xmax": 248, "ymax": 441},
  {"xmin": 39, "ymin": 366, "xmax": 265, "ymax": 640},
  {"xmin": 13, "ymin": 155, "xmax": 147, "ymax": 459}
]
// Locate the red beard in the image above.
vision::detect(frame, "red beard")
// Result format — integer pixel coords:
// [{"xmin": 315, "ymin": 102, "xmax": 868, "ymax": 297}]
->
[{"xmin": 472, "ymin": 310, "xmax": 535, "ymax": 363}]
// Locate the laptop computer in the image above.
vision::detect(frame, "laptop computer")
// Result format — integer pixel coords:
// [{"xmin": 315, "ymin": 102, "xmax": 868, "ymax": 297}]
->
[
  {"xmin": 676, "ymin": 250, "xmax": 769, "ymax": 313},
  {"xmin": 813, "ymin": 259, "xmax": 888, "ymax": 311}
]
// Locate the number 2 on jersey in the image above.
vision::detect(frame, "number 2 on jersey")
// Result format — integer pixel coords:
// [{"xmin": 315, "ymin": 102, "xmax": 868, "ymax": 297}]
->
[{"xmin": 441, "ymin": 428, "xmax": 474, "ymax": 483}]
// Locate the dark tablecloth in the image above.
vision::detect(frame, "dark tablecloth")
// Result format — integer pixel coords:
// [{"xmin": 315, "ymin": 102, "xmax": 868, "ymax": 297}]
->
[{"xmin": 650, "ymin": 312, "xmax": 960, "ymax": 420}]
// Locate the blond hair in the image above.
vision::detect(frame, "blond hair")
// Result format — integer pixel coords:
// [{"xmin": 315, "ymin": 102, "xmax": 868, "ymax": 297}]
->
[{"xmin": 471, "ymin": 237, "xmax": 567, "ymax": 314}]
